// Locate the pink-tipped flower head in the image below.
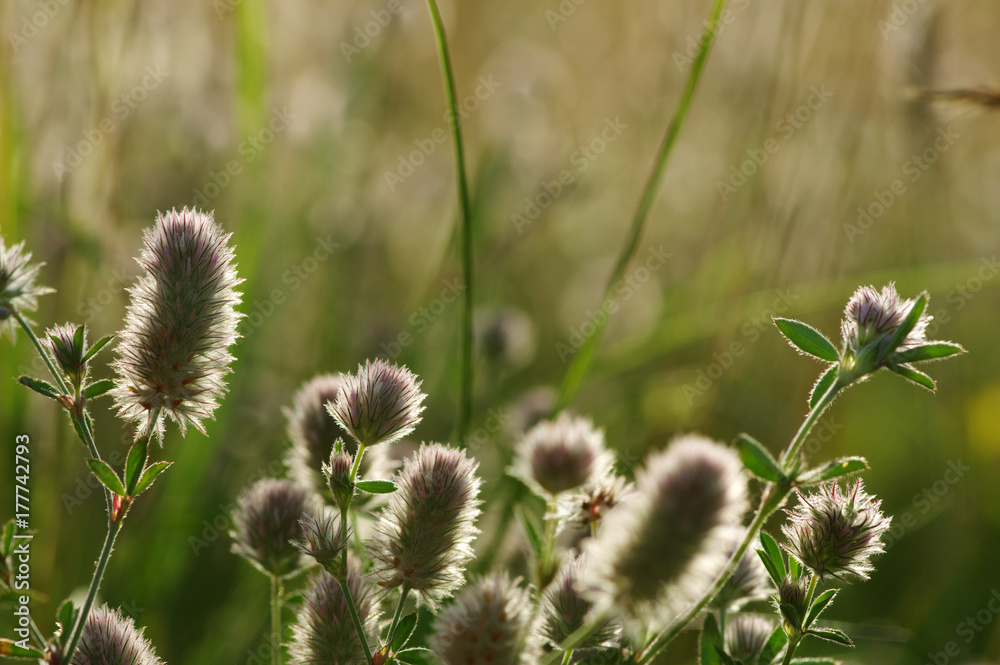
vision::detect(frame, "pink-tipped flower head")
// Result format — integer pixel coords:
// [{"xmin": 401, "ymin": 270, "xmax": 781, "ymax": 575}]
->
[
  {"xmin": 111, "ymin": 208, "xmax": 243, "ymax": 439},
  {"xmin": 231, "ymin": 478, "xmax": 314, "ymax": 578},
  {"xmin": 539, "ymin": 554, "xmax": 620, "ymax": 650},
  {"xmin": 841, "ymin": 283, "xmax": 928, "ymax": 355},
  {"xmin": 431, "ymin": 573, "xmax": 539, "ymax": 665},
  {"xmin": 513, "ymin": 413, "xmax": 613, "ymax": 497},
  {"xmin": 70, "ymin": 605, "xmax": 163, "ymax": 665},
  {"xmin": 368, "ymin": 443, "xmax": 482, "ymax": 607},
  {"xmin": 724, "ymin": 614, "xmax": 775, "ymax": 663},
  {"xmin": 327, "ymin": 359, "xmax": 426, "ymax": 448},
  {"xmin": 0, "ymin": 236, "xmax": 53, "ymax": 339},
  {"xmin": 288, "ymin": 565, "xmax": 379, "ymax": 665},
  {"xmin": 585, "ymin": 435, "xmax": 748, "ymax": 619},
  {"xmin": 782, "ymin": 480, "xmax": 891, "ymax": 583}
]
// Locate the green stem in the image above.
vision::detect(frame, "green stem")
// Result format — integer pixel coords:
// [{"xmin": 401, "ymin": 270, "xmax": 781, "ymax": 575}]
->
[
  {"xmin": 386, "ymin": 582, "xmax": 411, "ymax": 647},
  {"xmin": 271, "ymin": 575, "xmax": 283, "ymax": 665},
  {"xmin": 14, "ymin": 310, "xmax": 69, "ymax": 394},
  {"xmin": 61, "ymin": 519, "xmax": 123, "ymax": 664},
  {"xmin": 336, "ymin": 576, "xmax": 374, "ymax": 664},
  {"xmin": 553, "ymin": 0, "xmax": 730, "ymax": 413},
  {"xmin": 559, "ymin": 649, "xmax": 573, "ymax": 665},
  {"xmin": 779, "ymin": 378, "xmax": 844, "ymax": 468},
  {"xmin": 349, "ymin": 443, "xmax": 367, "ymax": 482},
  {"xmin": 424, "ymin": 0, "xmax": 474, "ymax": 441},
  {"xmin": 27, "ymin": 615, "xmax": 45, "ymax": 648}
]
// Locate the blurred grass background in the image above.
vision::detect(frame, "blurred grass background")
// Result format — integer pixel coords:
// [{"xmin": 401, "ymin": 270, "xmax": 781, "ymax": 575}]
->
[{"xmin": 1, "ymin": 0, "xmax": 999, "ymax": 663}]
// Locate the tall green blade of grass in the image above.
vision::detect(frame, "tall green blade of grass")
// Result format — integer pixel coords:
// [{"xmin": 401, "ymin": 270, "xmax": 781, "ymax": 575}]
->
[
  {"xmin": 554, "ymin": 0, "xmax": 731, "ymax": 413},
  {"xmin": 424, "ymin": 0, "xmax": 475, "ymax": 441}
]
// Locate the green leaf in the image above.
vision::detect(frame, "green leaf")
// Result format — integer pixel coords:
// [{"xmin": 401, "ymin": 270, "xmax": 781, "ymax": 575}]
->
[
  {"xmin": 758, "ymin": 625, "xmax": 788, "ymax": 664},
  {"xmin": 756, "ymin": 549, "xmax": 784, "ymax": 589},
  {"xmin": 132, "ymin": 461, "xmax": 172, "ymax": 496},
  {"xmin": 396, "ymin": 647, "xmax": 435, "ymax": 665},
  {"xmin": 716, "ymin": 650, "xmax": 737, "ymax": 665},
  {"xmin": 87, "ymin": 459, "xmax": 126, "ymax": 497},
  {"xmin": 809, "ymin": 365, "xmax": 838, "ymax": 409},
  {"xmin": 759, "ymin": 532, "xmax": 786, "ymax": 580},
  {"xmin": 391, "ymin": 612, "xmax": 418, "ymax": 652},
  {"xmin": 788, "ymin": 556, "xmax": 802, "ymax": 580},
  {"xmin": 56, "ymin": 598, "xmax": 80, "ymax": 647},
  {"xmin": 891, "ymin": 341, "xmax": 965, "ymax": 364},
  {"xmin": 796, "ymin": 457, "xmax": 869, "ymax": 486},
  {"xmin": 73, "ymin": 324, "xmax": 86, "ymax": 358},
  {"xmin": 124, "ymin": 436, "xmax": 150, "ymax": 495},
  {"xmin": 806, "ymin": 626, "xmax": 853, "ymax": 647},
  {"xmin": 355, "ymin": 479, "xmax": 398, "ymax": 494},
  {"xmin": 737, "ymin": 433, "xmax": 784, "ymax": 483},
  {"xmin": 17, "ymin": 375, "xmax": 61, "ymax": 400},
  {"xmin": 885, "ymin": 291, "xmax": 927, "ymax": 354},
  {"xmin": 0, "ymin": 639, "xmax": 45, "ymax": 659},
  {"xmin": 888, "ymin": 363, "xmax": 936, "ymax": 392},
  {"xmin": 774, "ymin": 318, "xmax": 840, "ymax": 362},
  {"xmin": 83, "ymin": 379, "xmax": 115, "ymax": 399},
  {"xmin": 82, "ymin": 334, "xmax": 115, "ymax": 363},
  {"xmin": 513, "ymin": 504, "xmax": 544, "ymax": 560},
  {"xmin": 699, "ymin": 614, "xmax": 723, "ymax": 665},
  {"xmin": 805, "ymin": 588, "xmax": 839, "ymax": 630},
  {"xmin": 780, "ymin": 603, "xmax": 802, "ymax": 632}
]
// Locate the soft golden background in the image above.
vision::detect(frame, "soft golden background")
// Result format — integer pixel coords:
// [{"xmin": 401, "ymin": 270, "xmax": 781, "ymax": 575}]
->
[{"xmin": 1, "ymin": 0, "xmax": 999, "ymax": 663}]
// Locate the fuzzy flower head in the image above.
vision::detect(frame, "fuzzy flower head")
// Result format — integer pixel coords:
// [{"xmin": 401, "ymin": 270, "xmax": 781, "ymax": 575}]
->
[
  {"xmin": 585, "ymin": 435, "xmax": 748, "ymax": 618},
  {"xmin": 327, "ymin": 359, "xmax": 426, "ymax": 448},
  {"xmin": 772, "ymin": 575, "xmax": 810, "ymax": 633},
  {"xmin": 231, "ymin": 478, "xmax": 314, "ymax": 578},
  {"xmin": 539, "ymin": 555, "xmax": 620, "ymax": 650},
  {"xmin": 723, "ymin": 614, "xmax": 775, "ymax": 664},
  {"xmin": 431, "ymin": 573, "xmax": 539, "ymax": 665},
  {"xmin": 46, "ymin": 323, "xmax": 90, "ymax": 390},
  {"xmin": 288, "ymin": 565, "xmax": 379, "ymax": 665},
  {"xmin": 711, "ymin": 526, "xmax": 772, "ymax": 611},
  {"xmin": 0, "ymin": 236, "xmax": 53, "ymax": 338},
  {"xmin": 513, "ymin": 413, "xmax": 613, "ymax": 497},
  {"xmin": 782, "ymin": 480, "xmax": 891, "ymax": 583},
  {"xmin": 294, "ymin": 506, "xmax": 350, "ymax": 575},
  {"xmin": 70, "ymin": 604, "xmax": 163, "ymax": 665},
  {"xmin": 573, "ymin": 472, "xmax": 634, "ymax": 532},
  {"xmin": 841, "ymin": 283, "xmax": 928, "ymax": 354},
  {"xmin": 111, "ymin": 208, "xmax": 243, "ymax": 439},
  {"xmin": 368, "ymin": 443, "xmax": 482, "ymax": 607}
]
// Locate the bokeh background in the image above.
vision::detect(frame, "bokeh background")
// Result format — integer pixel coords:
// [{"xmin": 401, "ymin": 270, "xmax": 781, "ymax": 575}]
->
[{"xmin": 2, "ymin": 0, "xmax": 999, "ymax": 663}]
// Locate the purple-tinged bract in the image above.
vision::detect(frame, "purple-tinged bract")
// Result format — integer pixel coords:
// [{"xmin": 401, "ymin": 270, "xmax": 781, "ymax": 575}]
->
[
  {"xmin": 111, "ymin": 208, "xmax": 242, "ymax": 438},
  {"xmin": 327, "ymin": 359, "xmax": 426, "ymax": 448},
  {"xmin": 70, "ymin": 604, "xmax": 163, "ymax": 665},
  {"xmin": 231, "ymin": 478, "xmax": 314, "ymax": 577},
  {"xmin": 288, "ymin": 565, "xmax": 379, "ymax": 665},
  {"xmin": 368, "ymin": 443, "xmax": 482, "ymax": 607}
]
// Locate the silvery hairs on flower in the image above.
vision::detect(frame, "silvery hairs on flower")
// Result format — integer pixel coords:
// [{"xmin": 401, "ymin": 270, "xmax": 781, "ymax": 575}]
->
[
  {"xmin": 0, "ymin": 235, "xmax": 54, "ymax": 339},
  {"xmin": 288, "ymin": 564, "xmax": 379, "ymax": 665},
  {"xmin": 231, "ymin": 478, "xmax": 314, "ymax": 578},
  {"xmin": 368, "ymin": 442, "xmax": 482, "ymax": 607},
  {"xmin": 782, "ymin": 479, "xmax": 891, "ymax": 583},
  {"xmin": 585, "ymin": 435, "xmax": 748, "ymax": 621},
  {"xmin": 70, "ymin": 604, "xmax": 163, "ymax": 665},
  {"xmin": 512, "ymin": 412, "xmax": 613, "ymax": 498},
  {"xmin": 327, "ymin": 359, "xmax": 426, "ymax": 448},
  {"xmin": 539, "ymin": 554, "xmax": 620, "ymax": 651},
  {"xmin": 431, "ymin": 572, "xmax": 539, "ymax": 665},
  {"xmin": 111, "ymin": 208, "xmax": 243, "ymax": 439}
]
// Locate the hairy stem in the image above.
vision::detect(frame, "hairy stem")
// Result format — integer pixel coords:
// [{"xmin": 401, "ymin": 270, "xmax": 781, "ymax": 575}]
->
[
  {"xmin": 553, "ymin": 0, "xmax": 731, "ymax": 413},
  {"xmin": 337, "ymin": 576, "xmax": 374, "ymax": 664},
  {"xmin": 424, "ymin": 0, "xmax": 474, "ymax": 441},
  {"xmin": 271, "ymin": 574, "xmax": 283, "ymax": 665},
  {"xmin": 61, "ymin": 519, "xmax": 123, "ymax": 664}
]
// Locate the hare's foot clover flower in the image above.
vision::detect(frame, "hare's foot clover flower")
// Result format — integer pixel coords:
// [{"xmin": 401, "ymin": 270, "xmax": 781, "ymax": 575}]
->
[
  {"xmin": 723, "ymin": 613, "xmax": 775, "ymax": 663},
  {"xmin": 288, "ymin": 565, "xmax": 379, "ymax": 665},
  {"xmin": 294, "ymin": 506, "xmax": 351, "ymax": 575},
  {"xmin": 0, "ymin": 236, "xmax": 53, "ymax": 339},
  {"xmin": 110, "ymin": 208, "xmax": 243, "ymax": 439},
  {"xmin": 69, "ymin": 605, "xmax": 163, "ymax": 665},
  {"xmin": 327, "ymin": 359, "xmax": 426, "ymax": 448},
  {"xmin": 368, "ymin": 442, "xmax": 482, "ymax": 607},
  {"xmin": 539, "ymin": 554, "xmax": 620, "ymax": 650},
  {"xmin": 231, "ymin": 478, "xmax": 315, "ymax": 578},
  {"xmin": 511, "ymin": 412, "xmax": 613, "ymax": 498}
]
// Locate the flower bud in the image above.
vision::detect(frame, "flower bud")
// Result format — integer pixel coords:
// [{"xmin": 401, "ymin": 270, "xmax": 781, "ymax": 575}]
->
[
  {"xmin": 327, "ymin": 359, "xmax": 426, "ymax": 448},
  {"xmin": 294, "ymin": 506, "xmax": 350, "ymax": 575},
  {"xmin": 513, "ymin": 413, "xmax": 613, "ymax": 497},
  {"xmin": 70, "ymin": 604, "xmax": 162, "ymax": 665},
  {"xmin": 324, "ymin": 441, "xmax": 356, "ymax": 513},
  {"xmin": 231, "ymin": 478, "xmax": 313, "ymax": 577},
  {"xmin": 773, "ymin": 576, "xmax": 809, "ymax": 632},
  {"xmin": 46, "ymin": 323, "xmax": 89, "ymax": 390},
  {"xmin": 288, "ymin": 564, "xmax": 379, "ymax": 665},
  {"xmin": 0, "ymin": 236, "xmax": 53, "ymax": 339}
]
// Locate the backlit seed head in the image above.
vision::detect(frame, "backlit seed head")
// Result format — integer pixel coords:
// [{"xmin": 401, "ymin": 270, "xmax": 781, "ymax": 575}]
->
[
  {"xmin": 539, "ymin": 555, "xmax": 620, "ymax": 650},
  {"xmin": 46, "ymin": 323, "xmax": 89, "ymax": 389},
  {"xmin": 724, "ymin": 614, "xmax": 775, "ymax": 663},
  {"xmin": 585, "ymin": 435, "xmax": 748, "ymax": 618},
  {"xmin": 368, "ymin": 443, "xmax": 482, "ymax": 608},
  {"xmin": 782, "ymin": 480, "xmax": 891, "ymax": 583},
  {"xmin": 231, "ymin": 478, "xmax": 314, "ymax": 578},
  {"xmin": 288, "ymin": 564, "xmax": 379, "ymax": 665},
  {"xmin": 327, "ymin": 359, "xmax": 426, "ymax": 448},
  {"xmin": 513, "ymin": 413, "xmax": 613, "ymax": 497},
  {"xmin": 711, "ymin": 526, "xmax": 771, "ymax": 611},
  {"xmin": 294, "ymin": 506, "xmax": 350, "ymax": 574},
  {"xmin": 0, "ymin": 236, "xmax": 53, "ymax": 339},
  {"xmin": 110, "ymin": 208, "xmax": 243, "ymax": 439},
  {"xmin": 431, "ymin": 572, "xmax": 538, "ymax": 665},
  {"xmin": 573, "ymin": 472, "xmax": 634, "ymax": 532},
  {"xmin": 70, "ymin": 604, "xmax": 163, "ymax": 665}
]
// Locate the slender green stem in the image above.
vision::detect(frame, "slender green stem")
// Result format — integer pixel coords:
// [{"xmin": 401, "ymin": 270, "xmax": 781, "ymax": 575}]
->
[
  {"xmin": 780, "ymin": 634, "xmax": 801, "ymax": 665},
  {"xmin": 805, "ymin": 574, "xmax": 819, "ymax": 613},
  {"xmin": 271, "ymin": 575, "xmax": 283, "ymax": 665},
  {"xmin": 27, "ymin": 615, "xmax": 45, "ymax": 648},
  {"xmin": 553, "ymin": 0, "xmax": 731, "ymax": 413},
  {"xmin": 779, "ymin": 378, "xmax": 844, "ymax": 467},
  {"xmin": 61, "ymin": 519, "xmax": 123, "ymax": 664},
  {"xmin": 335, "ymin": 444, "xmax": 373, "ymax": 662},
  {"xmin": 560, "ymin": 649, "xmax": 573, "ymax": 665},
  {"xmin": 336, "ymin": 576, "xmax": 374, "ymax": 664},
  {"xmin": 423, "ymin": 0, "xmax": 474, "ymax": 441},
  {"xmin": 349, "ymin": 443, "xmax": 367, "ymax": 482},
  {"xmin": 386, "ymin": 582, "xmax": 411, "ymax": 647}
]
